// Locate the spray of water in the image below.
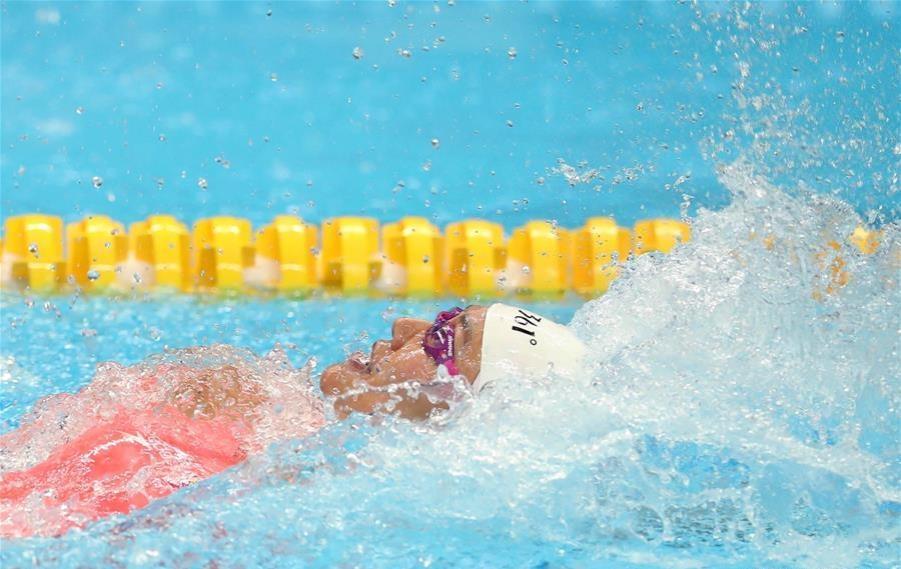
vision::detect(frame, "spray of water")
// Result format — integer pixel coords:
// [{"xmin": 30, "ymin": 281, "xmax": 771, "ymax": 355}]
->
[
  {"xmin": 3, "ymin": 162, "xmax": 895, "ymax": 567},
  {"xmin": 0, "ymin": 346, "xmax": 324, "ymax": 537}
]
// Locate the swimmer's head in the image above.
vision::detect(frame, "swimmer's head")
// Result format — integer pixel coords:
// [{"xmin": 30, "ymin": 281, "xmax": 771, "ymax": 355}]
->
[
  {"xmin": 320, "ymin": 305, "xmax": 488, "ymax": 418},
  {"xmin": 319, "ymin": 303, "xmax": 584, "ymax": 419}
]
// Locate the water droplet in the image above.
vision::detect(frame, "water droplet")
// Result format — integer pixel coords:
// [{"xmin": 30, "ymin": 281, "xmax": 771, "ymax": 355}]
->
[
  {"xmin": 506, "ymin": 120, "xmax": 514, "ymax": 128},
  {"xmin": 197, "ymin": 178, "xmax": 208, "ymax": 190},
  {"xmin": 75, "ymin": 106, "xmax": 84, "ymax": 115},
  {"xmin": 431, "ymin": 138, "xmax": 440, "ymax": 149},
  {"xmin": 266, "ymin": 8, "xmax": 272, "ymax": 16},
  {"xmin": 507, "ymin": 47, "xmax": 517, "ymax": 60},
  {"xmin": 269, "ymin": 72, "xmax": 278, "ymax": 82},
  {"xmin": 155, "ymin": 82, "xmax": 164, "ymax": 90},
  {"xmin": 352, "ymin": 46, "xmax": 364, "ymax": 60},
  {"xmin": 92, "ymin": 176, "xmax": 103, "ymax": 188},
  {"xmin": 421, "ymin": 160, "xmax": 432, "ymax": 172},
  {"xmin": 86, "ymin": 270, "xmax": 100, "ymax": 281},
  {"xmin": 133, "ymin": 272, "xmax": 142, "ymax": 284},
  {"xmin": 387, "ymin": 0, "xmax": 396, "ymax": 6},
  {"xmin": 397, "ymin": 48, "xmax": 412, "ymax": 58},
  {"xmin": 158, "ymin": 134, "xmax": 167, "ymax": 142},
  {"xmin": 422, "ymin": 255, "xmax": 430, "ymax": 264},
  {"xmin": 522, "ymin": 265, "xmax": 531, "ymax": 274}
]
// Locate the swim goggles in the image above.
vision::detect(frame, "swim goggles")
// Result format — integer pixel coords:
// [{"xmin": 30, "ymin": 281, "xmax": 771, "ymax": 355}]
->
[{"xmin": 422, "ymin": 307, "xmax": 463, "ymax": 375}]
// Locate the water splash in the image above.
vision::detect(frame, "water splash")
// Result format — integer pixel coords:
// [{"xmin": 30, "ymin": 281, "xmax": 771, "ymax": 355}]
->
[
  {"xmin": 0, "ymin": 346, "xmax": 324, "ymax": 537},
  {"xmin": 2, "ymin": 165, "xmax": 896, "ymax": 566}
]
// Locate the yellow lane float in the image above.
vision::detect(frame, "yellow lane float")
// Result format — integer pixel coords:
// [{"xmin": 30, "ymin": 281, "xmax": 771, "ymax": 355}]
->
[
  {"xmin": 193, "ymin": 217, "xmax": 253, "ymax": 291},
  {"xmin": 5, "ymin": 212, "xmax": 877, "ymax": 298},
  {"xmin": 850, "ymin": 226, "xmax": 881, "ymax": 255},
  {"xmin": 634, "ymin": 218, "xmax": 691, "ymax": 255},
  {"xmin": 381, "ymin": 217, "xmax": 444, "ymax": 296},
  {"xmin": 249, "ymin": 215, "xmax": 319, "ymax": 292},
  {"xmin": 130, "ymin": 215, "xmax": 192, "ymax": 291},
  {"xmin": 506, "ymin": 221, "xmax": 571, "ymax": 297},
  {"xmin": 571, "ymin": 217, "xmax": 632, "ymax": 297},
  {"xmin": 2, "ymin": 215, "xmax": 66, "ymax": 291},
  {"xmin": 66, "ymin": 215, "xmax": 128, "ymax": 291},
  {"xmin": 445, "ymin": 219, "xmax": 506, "ymax": 298},
  {"xmin": 320, "ymin": 217, "xmax": 380, "ymax": 293}
]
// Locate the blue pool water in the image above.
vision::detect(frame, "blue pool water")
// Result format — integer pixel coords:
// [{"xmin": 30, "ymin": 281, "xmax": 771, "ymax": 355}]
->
[{"xmin": 1, "ymin": 2, "xmax": 899, "ymax": 568}]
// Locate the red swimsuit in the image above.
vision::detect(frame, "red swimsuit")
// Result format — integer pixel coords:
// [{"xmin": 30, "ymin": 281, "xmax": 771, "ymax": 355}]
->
[{"xmin": 0, "ymin": 359, "xmax": 324, "ymax": 538}]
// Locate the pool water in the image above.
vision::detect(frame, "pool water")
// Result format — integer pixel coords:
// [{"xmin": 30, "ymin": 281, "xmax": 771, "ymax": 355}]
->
[{"xmin": 1, "ymin": 2, "xmax": 898, "ymax": 568}]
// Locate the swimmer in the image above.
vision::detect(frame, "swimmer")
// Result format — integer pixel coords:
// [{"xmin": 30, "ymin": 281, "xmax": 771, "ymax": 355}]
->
[
  {"xmin": 0, "ymin": 304, "xmax": 586, "ymax": 537},
  {"xmin": 320, "ymin": 304, "xmax": 586, "ymax": 419}
]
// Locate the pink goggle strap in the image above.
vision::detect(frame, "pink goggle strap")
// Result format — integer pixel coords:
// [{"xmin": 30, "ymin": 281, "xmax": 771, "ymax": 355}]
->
[{"xmin": 422, "ymin": 307, "xmax": 463, "ymax": 375}]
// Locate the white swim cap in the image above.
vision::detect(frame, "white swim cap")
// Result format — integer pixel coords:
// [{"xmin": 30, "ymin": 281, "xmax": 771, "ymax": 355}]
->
[{"xmin": 472, "ymin": 303, "xmax": 587, "ymax": 393}]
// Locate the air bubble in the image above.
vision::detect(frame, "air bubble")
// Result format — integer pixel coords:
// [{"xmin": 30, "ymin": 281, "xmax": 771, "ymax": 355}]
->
[
  {"xmin": 87, "ymin": 270, "xmax": 100, "ymax": 281},
  {"xmin": 431, "ymin": 138, "xmax": 440, "ymax": 149},
  {"xmin": 352, "ymin": 47, "xmax": 364, "ymax": 60},
  {"xmin": 197, "ymin": 178, "xmax": 208, "ymax": 190},
  {"xmin": 92, "ymin": 176, "xmax": 103, "ymax": 188},
  {"xmin": 507, "ymin": 47, "xmax": 517, "ymax": 60}
]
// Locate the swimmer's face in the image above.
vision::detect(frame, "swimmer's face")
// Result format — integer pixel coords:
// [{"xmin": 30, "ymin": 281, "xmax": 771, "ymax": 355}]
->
[{"xmin": 320, "ymin": 305, "xmax": 487, "ymax": 419}]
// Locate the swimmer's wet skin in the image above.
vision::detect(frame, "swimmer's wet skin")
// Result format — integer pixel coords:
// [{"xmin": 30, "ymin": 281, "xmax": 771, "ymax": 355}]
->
[
  {"xmin": 0, "ymin": 304, "xmax": 585, "ymax": 537},
  {"xmin": 319, "ymin": 305, "xmax": 488, "ymax": 419}
]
